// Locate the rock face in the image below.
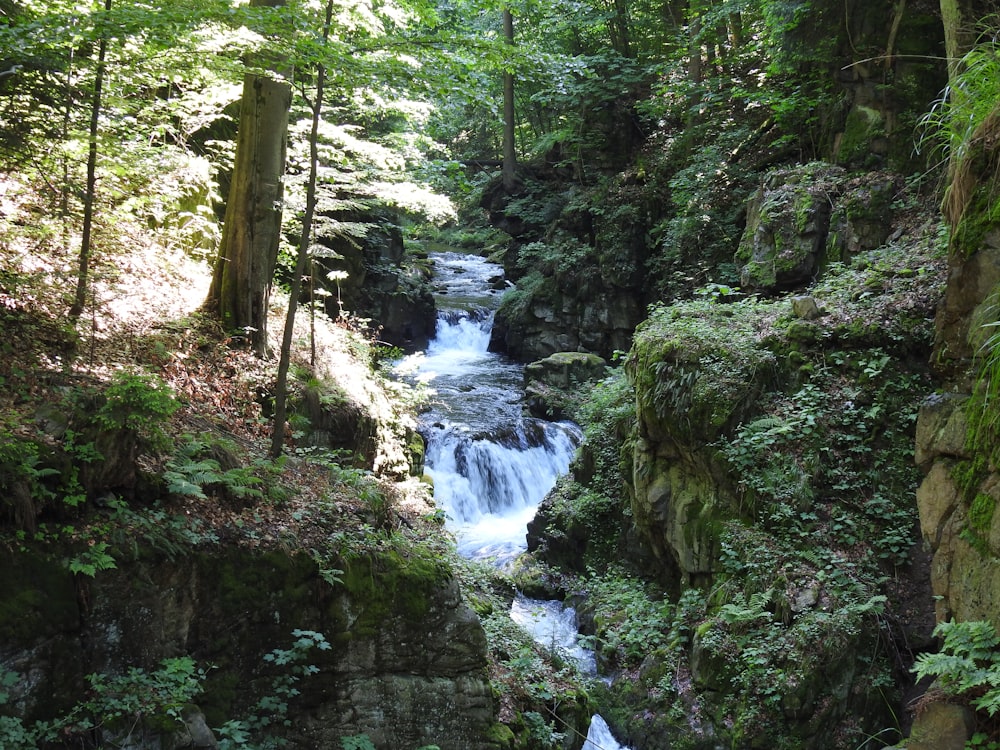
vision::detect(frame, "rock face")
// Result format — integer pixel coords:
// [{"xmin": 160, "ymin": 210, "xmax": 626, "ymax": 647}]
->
[
  {"xmin": 523, "ymin": 351, "xmax": 608, "ymax": 419},
  {"xmin": 480, "ymin": 173, "xmax": 648, "ymax": 362},
  {"xmin": 623, "ymin": 303, "xmax": 779, "ymax": 584},
  {"xmin": 0, "ymin": 547, "xmax": 498, "ymax": 750},
  {"xmin": 311, "ymin": 203, "xmax": 436, "ymax": 351},
  {"xmin": 905, "ymin": 702, "xmax": 975, "ymax": 750},
  {"xmin": 915, "ymin": 244, "xmax": 1000, "ymax": 627},
  {"xmin": 737, "ymin": 164, "xmax": 897, "ymax": 293},
  {"xmin": 492, "ymin": 283, "xmax": 642, "ymax": 363}
]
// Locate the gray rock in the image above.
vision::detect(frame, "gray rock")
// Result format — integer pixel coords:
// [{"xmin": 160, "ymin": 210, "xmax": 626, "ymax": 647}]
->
[
  {"xmin": 906, "ymin": 701, "xmax": 974, "ymax": 750},
  {"xmin": 791, "ymin": 295, "xmax": 822, "ymax": 320}
]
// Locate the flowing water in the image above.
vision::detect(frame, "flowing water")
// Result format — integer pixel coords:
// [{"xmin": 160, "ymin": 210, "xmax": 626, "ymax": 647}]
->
[
  {"xmin": 400, "ymin": 251, "xmax": 631, "ymax": 750},
  {"xmin": 402, "ymin": 252, "xmax": 581, "ymax": 564}
]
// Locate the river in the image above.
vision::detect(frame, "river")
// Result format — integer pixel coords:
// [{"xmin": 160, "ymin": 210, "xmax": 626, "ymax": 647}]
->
[{"xmin": 399, "ymin": 251, "xmax": 633, "ymax": 750}]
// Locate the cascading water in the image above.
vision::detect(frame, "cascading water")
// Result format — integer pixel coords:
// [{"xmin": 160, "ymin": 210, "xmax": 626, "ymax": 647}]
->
[
  {"xmin": 401, "ymin": 251, "xmax": 631, "ymax": 750},
  {"xmin": 403, "ymin": 252, "xmax": 581, "ymax": 564}
]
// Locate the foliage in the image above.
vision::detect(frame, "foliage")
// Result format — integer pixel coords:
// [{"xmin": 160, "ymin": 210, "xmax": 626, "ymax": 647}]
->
[
  {"xmin": 67, "ymin": 540, "xmax": 118, "ymax": 577},
  {"xmin": 580, "ymin": 567, "xmax": 672, "ymax": 668},
  {"xmin": 0, "ymin": 656, "xmax": 207, "ymax": 747},
  {"xmin": 165, "ymin": 434, "xmax": 267, "ymax": 503},
  {"xmin": 913, "ymin": 620, "xmax": 1000, "ymax": 718},
  {"xmin": 89, "ymin": 370, "xmax": 180, "ymax": 450},
  {"xmin": 919, "ymin": 36, "xmax": 1000, "ymax": 211},
  {"xmin": 216, "ymin": 629, "xmax": 332, "ymax": 750}
]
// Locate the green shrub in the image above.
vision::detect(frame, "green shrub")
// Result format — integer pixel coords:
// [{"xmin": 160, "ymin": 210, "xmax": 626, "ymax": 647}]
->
[{"xmin": 92, "ymin": 370, "xmax": 180, "ymax": 450}]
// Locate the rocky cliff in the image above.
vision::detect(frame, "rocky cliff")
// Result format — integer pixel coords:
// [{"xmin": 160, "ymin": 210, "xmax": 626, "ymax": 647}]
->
[{"xmin": 1, "ymin": 539, "xmax": 497, "ymax": 749}]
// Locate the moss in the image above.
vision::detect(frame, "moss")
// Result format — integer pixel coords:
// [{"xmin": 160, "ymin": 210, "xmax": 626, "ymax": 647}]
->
[
  {"xmin": 485, "ymin": 721, "xmax": 516, "ymax": 748},
  {"xmin": 339, "ymin": 545, "xmax": 452, "ymax": 637},
  {"xmin": 628, "ymin": 299, "xmax": 779, "ymax": 443},
  {"xmin": 785, "ymin": 320, "xmax": 821, "ymax": 344},
  {"xmin": 953, "ymin": 188, "xmax": 1000, "ymax": 257},
  {"xmin": 836, "ymin": 106, "xmax": 885, "ymax": 167},
  {"xmin": 0, "ymin": 552, "xmax": 77, "ymax": 643},
  {"xmin": 970, "ymin": 492, "xmax": 997, "ymax": 532},
  {"xmin": 213, "ymin": 550, "xmax": 314, "ymax": 614},
  {"xmin": 951, "ymin": 455, "xmax": 989, "ymax": 501}
]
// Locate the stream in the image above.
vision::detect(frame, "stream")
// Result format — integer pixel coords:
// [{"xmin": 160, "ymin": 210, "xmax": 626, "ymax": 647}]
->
[{"xmin": 399, "ymin": 251, "xmax": 633, "ymax": 750}]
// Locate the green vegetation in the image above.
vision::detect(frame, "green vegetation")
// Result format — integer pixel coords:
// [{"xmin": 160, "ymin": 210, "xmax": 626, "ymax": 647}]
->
[
  {"xmin": 533, "ymin": 224, "xmax": 946, "ymax": 747},
  {"xmin": 0, "ymin": 630, "xmax": 330, "ymax": 750},
  {"xmin": 0, "ymin": 0, "xmax": 986, "ymax": 744},
  {"xmin": 913, "ymin": 620, "xmax": 1000, "ymax": 717}
]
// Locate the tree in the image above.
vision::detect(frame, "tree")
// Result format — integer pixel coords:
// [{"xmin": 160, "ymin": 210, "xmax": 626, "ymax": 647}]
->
[
  {"xmin": 205, "ymin": 0, "xmax": 292, "ymax": 355},
  {"xmin": 270, "ymin": 0, "xmax": 334, "ymax": 458},
  {"xmin": 501, "ymin": 7, "xmax": 518, "ymax": 191},
  {"xmin": 69, "ymin": 0, "xmax": 113, "ymax": 320}
]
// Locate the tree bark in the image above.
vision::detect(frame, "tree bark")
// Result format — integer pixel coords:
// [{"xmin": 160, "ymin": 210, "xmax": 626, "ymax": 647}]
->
[
  {"xmin": 206, "ymin": 74, "xmax": 290, "ymax": 353},
  {"xmin": 205, "ymin": 0, "xmax": 291, "ymax": 355},
  {"xmin": 501, "ymin": 7, "xmax": 518, "ymax": 192}
]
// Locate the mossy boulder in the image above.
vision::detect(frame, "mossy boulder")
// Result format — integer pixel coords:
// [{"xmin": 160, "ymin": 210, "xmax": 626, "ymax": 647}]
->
[
  {"xmin": 737, "ymin": 164, "xmax": 899, "ymax": 294},
  {"xmin": 626, "ymin": 299, "xmax": 778, "ymax": 446},
  {"xmin": 737, "ymin": 163, "xmax": 845, "ymax": 292},
  {"xmin": 523, "ymin": 351, "xmax": 609, "ymax": 420},
  {"xmin": 623, "ymin": 298, "xmax": 778, "ymax": 581}
]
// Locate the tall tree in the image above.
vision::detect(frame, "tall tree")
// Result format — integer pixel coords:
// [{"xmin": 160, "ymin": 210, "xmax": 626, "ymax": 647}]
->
[
  {"xmin": 270, "ymin": 0, "xmax": 334, "ymax": 458},
  {"xmin": 68, "ymin": 0, "xmax": 112, "ymax": 320},
  {"xmin": 205, "ymin": 0, "xmax": 291, "ymax": 355},
  {"xmin": 501, "ymin": 7, "xmax": 518, "ymax": 190}
]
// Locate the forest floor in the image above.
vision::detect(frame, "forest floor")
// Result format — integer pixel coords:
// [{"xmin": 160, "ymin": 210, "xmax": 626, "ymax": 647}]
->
[{"xmin": 0, "ymin": 192, "xmax": 438, "ymax": 559}]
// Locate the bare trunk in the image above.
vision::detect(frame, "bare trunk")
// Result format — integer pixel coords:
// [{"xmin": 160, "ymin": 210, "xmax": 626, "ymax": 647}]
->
[
  {"xmin": 206, "ymin": 72, "xmax": 291, "ymax": 354},
  {"xmin": 69, "ymin": 0, "xmax": 112, "ymax": 320}
]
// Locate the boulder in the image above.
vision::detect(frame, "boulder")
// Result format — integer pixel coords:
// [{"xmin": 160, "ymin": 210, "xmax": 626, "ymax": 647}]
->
[
  {"xmin": 906, "ymin": 702, "xmax": 974, "ymax": 750},
  {"xmin": 737, "ymin": 165, "xmax": 898, "ymax": 293},
  {"xmin": 523, "ymin": 352, "xmax": 609, "ymax": 419},
  {"xmin": 737, "ymin": 164, "xmax": 845, "ymax": 292}
]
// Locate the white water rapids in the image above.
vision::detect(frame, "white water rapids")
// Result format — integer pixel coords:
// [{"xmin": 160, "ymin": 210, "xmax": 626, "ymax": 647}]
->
[{"xmin": 399, "ymin": 251, "xmax": 632, "ymax": 750}]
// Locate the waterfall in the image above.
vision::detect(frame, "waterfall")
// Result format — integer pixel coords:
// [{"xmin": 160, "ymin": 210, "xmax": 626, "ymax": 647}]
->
[
  {"xmin": 402, "ymin": 251, "xmax": 581, "ymax": 564},
  {"xmin": 400, "ymin": 252, "xmax": 629, "ymax": 750},
  {"xmin": 583, "ymin": 715, "xmax": 634, "ymax": 750}
]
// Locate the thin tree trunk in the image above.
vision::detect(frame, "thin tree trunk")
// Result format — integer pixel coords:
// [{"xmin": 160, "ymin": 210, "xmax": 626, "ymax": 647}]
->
[
  {"xmin": 501, "ymin": 7, "xmax": 518, "ymax": 191},
  {"xmin": 270, "ymin": 0, "xmax": 333, "ymax": 458},
  {"xmin": 61, "ymin": 43, "xmax": 75, "ymax": 255},
  {"xmin": 69, "ymin": 0, "xmax": 111, "ymax": 320}
]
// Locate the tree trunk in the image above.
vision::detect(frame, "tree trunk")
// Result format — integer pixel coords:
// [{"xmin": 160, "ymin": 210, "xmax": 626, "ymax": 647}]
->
[
  {"xmin": 501, "ymin": 7, "xmax": 518, "ymax": 192},
  {"xmin": 205, "ymin": 72, "xmax": 290, "ymax": 354},
  {"xmin": 270, "ymin": 0, "xmax": 333, "ymax": 458},
  {"xmin": 68, "ymin": 0, "xmax": 112, "ymax": 320},
  {"xmin": 205, "ymin": 0, "xmax": 290, "ymax": 355}
]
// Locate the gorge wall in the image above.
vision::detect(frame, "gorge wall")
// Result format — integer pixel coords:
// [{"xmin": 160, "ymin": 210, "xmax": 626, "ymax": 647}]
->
[{"xmin": 1, "ymin": 543, "xmax": 499, "ymax": 749}]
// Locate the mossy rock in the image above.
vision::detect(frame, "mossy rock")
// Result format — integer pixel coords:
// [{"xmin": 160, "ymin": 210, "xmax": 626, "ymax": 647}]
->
[
  {"xmin": 627, "ymin": 299, "xmax": 779, "ymax": 444},
  {"xmin": 338, "ymin": 546, "xmax": 454, "ymax": 637},
  {"xmin": 737, "ymin": 163, "xmax": 845, "ymax": 293}
]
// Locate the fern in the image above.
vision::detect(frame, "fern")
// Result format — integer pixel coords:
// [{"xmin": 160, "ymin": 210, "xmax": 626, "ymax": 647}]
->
[
  {"xmin": 913, "ymin": 620, "xmax": 1000, "ymax": 716},
  {"xmin": 164, "ymin": 458, "xmax": 224, "ymax": 499}
]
